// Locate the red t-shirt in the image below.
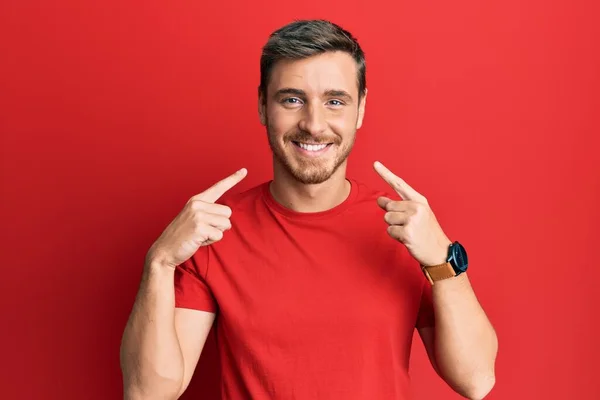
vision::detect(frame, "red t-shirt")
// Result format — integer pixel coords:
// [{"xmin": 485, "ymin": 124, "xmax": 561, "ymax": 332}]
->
[{"xmin": 175, "ymin": 178, "xmax": 434, "ymax": 399}]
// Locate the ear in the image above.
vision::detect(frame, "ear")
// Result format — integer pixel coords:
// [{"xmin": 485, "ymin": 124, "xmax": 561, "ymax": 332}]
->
[
  {"xmin": 356, "ymin": 88, "xmax": 368, "ymax": 130},
  {"xmin": 258, "ymin": 88, "xmax": 267, "ymax": 126}
]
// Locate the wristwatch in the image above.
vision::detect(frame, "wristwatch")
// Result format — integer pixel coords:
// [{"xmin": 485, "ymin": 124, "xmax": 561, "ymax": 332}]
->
[{"xmin": 421, "ymin": 241, "xmax": 469, "ymax": 285}]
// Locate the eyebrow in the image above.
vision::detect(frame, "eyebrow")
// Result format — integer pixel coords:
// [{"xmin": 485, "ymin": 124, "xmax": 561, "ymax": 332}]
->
[
  {"xmin": 274, "ymin": 88, "xmax": 306, "ymax": 98},
  {"xmin": 273, "ymin": 88, "xmax": 354, "ymax": 102},
  {"xmin": 324, "ymin": 90, "xmax": 353, "ymax": 101}
]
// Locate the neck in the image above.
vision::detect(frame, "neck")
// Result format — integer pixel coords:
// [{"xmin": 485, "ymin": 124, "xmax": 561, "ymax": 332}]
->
[{"xmin": 270, "ymin": 160, "xmax": 351, "ymax": 213}]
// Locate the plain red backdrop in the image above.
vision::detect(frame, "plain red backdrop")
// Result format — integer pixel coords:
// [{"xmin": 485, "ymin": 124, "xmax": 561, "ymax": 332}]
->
[{"xmin": 1, "ymin": 0, "xmax": 599, "ymax": 399}]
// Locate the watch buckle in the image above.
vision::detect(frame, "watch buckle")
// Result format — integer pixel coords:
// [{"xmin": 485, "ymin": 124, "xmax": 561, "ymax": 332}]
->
[{"xmin": 421, "ymin": 265, "xmax": 435, "ymax": 285}]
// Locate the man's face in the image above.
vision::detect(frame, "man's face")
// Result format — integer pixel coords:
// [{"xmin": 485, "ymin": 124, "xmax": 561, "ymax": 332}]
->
[{"xmin": 259, "ymin": 51, "xmax": 366, "ymax": 185}]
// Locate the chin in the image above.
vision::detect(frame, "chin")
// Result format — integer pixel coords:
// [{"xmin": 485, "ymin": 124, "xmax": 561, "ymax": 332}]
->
[
  {"xmin": 290, "ymin": 169, "xmax": 334, "ymax": 185},
  {"xmin": 284, "ymin": 156, "xmax": 347, "ymax": 185}
]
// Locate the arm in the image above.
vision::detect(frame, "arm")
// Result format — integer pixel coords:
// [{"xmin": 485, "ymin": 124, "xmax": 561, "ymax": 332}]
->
[
  {"xmin": 373, "ymin": 162, "xmax": 498, "ymax": 399},
  {"xmin": 120, "ymin": 168, "xmax": 247, "ymax": 399},
  {"xmin": 418, "ymin": 273, "xmax": 497, "ymax": 400},
  {"xmin": 120, "ymin": 261, "xmax": 215, "ymax": 400}
]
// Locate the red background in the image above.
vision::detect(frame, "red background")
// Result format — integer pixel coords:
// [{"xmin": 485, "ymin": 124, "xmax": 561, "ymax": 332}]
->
[{"xmin": 1, "ymin": 0, "xmax": 599, "ymax": 399}]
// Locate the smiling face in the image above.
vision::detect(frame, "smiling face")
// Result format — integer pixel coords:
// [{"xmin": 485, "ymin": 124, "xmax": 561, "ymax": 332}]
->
[{"xmin": 259, "ymin": 51, "xmax": 367, "ymax": 185}]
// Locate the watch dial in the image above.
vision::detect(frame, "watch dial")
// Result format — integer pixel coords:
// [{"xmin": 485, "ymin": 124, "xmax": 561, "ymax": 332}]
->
[{"xmin": 453, "ymin": 242, "xmax": 469, "ymax": 272}]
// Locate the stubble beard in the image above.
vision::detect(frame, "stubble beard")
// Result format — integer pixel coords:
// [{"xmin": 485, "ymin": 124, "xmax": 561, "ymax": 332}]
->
[{"xmin": 266, "ymin": 123, "xmax": 356, "ymax": 185}]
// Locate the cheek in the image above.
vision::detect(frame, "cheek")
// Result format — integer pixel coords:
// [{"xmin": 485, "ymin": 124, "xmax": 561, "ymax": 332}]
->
[
  {"xmin": 329, "ymin": 112, "xmax": 357, "ymax": 136},
  {"xmin": 267, "ymin": 106, "xmax": 298, "ymax": 135}
]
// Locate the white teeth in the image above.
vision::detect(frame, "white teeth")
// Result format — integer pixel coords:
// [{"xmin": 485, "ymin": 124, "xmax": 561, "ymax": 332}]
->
[{"xmin": 298, "ymin": 142, "xmax": 328, "ymax": 151}]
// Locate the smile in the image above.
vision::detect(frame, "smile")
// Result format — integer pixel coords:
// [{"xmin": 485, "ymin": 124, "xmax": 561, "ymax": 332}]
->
[{"xmin": 292, "ymin": 141, "xmax": 333, "ymax": 152}]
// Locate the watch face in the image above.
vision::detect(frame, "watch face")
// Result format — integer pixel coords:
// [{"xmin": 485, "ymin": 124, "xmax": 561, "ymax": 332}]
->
[{"xmin": 451, "ymin": 242, "xmax": 469, "ymax": 273}]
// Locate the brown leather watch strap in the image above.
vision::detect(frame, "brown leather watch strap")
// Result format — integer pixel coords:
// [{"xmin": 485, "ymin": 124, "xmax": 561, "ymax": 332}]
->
[{"xmin": 421, "ymin": 262, "xmax": 456, "ymax": 285}]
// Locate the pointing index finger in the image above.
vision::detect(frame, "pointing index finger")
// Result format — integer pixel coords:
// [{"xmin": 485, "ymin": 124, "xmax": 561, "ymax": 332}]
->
[
  {"xmin": 373, "ymin": 161, "xmax": 424, "ymax": 202},
  {"xmin": 197, "ymin": 168, "xmax": 248, "ymax": 203}
]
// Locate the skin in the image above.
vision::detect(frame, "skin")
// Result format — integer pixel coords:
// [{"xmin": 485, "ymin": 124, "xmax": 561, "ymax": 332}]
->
[
  {"xmin": 120, "ymin": 170, "xmax": 246, "ymax": 399},
  {"xmin": 259, "ymin": 51, "xmax": 497, "ymax": 399},
  {"xmin": 375, "ymin": 162, "xmax": 498, "ymax": 399},
  {"xmin": 120, "ymin": 50, "xmax": 497, "ymax": 400},
  {"xmin": 258, "ymin": 51, "xmax": 366, "ymax": 213}
]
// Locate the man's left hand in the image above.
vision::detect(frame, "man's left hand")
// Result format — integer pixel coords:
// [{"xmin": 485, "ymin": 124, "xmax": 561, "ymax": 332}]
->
[{"xmin": 374, "ymin": 161, "xmax": 452, "ymax": 267}]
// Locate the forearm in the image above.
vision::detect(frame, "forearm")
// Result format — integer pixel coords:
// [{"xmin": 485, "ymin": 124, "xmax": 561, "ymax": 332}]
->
[
  {"xmin": 432, "ymin": 273, "xmax": 497, "ymax": 399},
  {"xmin": 120, "ymin": 262, "xmax": 184, "ymax": 399}
]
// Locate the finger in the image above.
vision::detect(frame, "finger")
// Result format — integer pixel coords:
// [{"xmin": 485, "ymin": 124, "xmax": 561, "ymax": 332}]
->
[
  {"xmin": 197, "ymin": 225, "xmax": 224, "ymax": 243},
  {"xmin": 377, "ymin": 196, "xmax": 393, "ymax": 211},
  {"xmin": 206, "ymin": 227, "xmax": 224, "ymax": 242},
  {"xmin": 384, "ymin": 211, "xmax": 409, "ymax": 226},
  {"xmin": 373, "ymin": 161, "xmax": 425, "ymax": 202},
  {"xmin": 377, "ymin": 197, "xmax": 412, "ymax": 213},
  {"xmin": 196, "ymin": 168, "xmax": 248, "ymax": 203},
  {"xmin": 387, "ymin": 225, "xmax": 406, "ymax": 242},
  {"xmin": 201, "ymin": 213, "xmax": 232, "ymax": 231},
  {"xmin": 191, "ymin": 201, "xmax": 233, "ymax": 218}
]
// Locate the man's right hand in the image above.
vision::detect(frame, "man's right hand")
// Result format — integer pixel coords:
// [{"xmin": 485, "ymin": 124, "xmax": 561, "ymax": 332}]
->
[{"xmin": 146, "ymin": 168, "xmax": 248, "ymax": 269}]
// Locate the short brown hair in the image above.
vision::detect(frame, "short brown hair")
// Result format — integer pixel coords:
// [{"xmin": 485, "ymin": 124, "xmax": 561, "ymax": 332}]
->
[{"xmin": 259, "ymin": 19, "xmax": 366, "ymax": 100}]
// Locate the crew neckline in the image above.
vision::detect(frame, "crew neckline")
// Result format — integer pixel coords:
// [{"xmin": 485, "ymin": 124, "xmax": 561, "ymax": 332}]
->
[{"xmin": 261, "ymin": 178, "xmax": 359, "ymax": 220}]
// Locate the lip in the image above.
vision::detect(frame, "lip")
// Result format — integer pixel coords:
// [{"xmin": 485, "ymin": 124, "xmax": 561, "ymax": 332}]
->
[{"xmin": 292, "ymin": 141, "xmax": 333, "ymax": 157}]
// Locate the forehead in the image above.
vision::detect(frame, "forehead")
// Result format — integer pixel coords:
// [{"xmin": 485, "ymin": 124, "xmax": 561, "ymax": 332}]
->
[{"xmin": 267, "ymin": 51, "xmax": 359, "ymax": 97}]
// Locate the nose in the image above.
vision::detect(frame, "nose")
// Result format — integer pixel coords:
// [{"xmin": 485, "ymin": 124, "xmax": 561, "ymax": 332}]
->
[{"xmin": 298, "ymin": 103, "xmax": 327, "ymax": 137}]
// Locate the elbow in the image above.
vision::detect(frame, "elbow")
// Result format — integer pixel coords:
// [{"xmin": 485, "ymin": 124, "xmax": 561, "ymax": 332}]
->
[
  {"xmin": 122, "ymin": 369, "xmax": 183, "ymax": 400},
  {"xmin": 462, "ymin": 373, "xmax": 496, "ymax": 400},
  {"xmin": 120, "ymin": 348, "xmax": 184, "ymax": 399},
  {"xmin": 123, "ymin": 380, "xmax": 182, "ymax": 400}
]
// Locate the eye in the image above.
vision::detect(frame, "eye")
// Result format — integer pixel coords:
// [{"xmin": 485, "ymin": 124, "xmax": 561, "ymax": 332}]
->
[
  {"xmin": 282, "ymin": 97, "xmax": 303, "ymax": 105},
  {"xmin": 328, "ymin": 99, "xmax": 344, "ymax": 106}
]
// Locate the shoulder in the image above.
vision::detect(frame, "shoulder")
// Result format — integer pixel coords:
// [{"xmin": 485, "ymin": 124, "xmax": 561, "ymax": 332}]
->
[
  {"xmin": 342, "ymin": 178, "xmax": 399, "ymax": 226},
  {"xmin": 349, "ymin": 178, "xmax": 398, "ymax": 205},
  {"xmin": 218, "ymin": 181, "xmax": 268, "ymax": 209}
]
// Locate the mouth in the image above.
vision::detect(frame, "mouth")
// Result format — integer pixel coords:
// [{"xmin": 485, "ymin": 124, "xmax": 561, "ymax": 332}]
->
[{"xmin": 291, "ymin": 141, "xmax": 334, "ymax": 157}]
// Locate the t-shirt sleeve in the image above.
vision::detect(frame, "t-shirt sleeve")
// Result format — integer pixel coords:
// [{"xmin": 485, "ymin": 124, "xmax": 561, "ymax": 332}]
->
[
  {"xmin": 415, "ymin": 278, "xmax": 435, "ymax": 329},
  {"xmin": 174, "ymin": 246, "xmax": 217, "ymax": 313}
]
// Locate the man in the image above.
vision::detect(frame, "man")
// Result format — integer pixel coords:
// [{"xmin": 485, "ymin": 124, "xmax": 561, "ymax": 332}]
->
[{"xmin": 120, "ymin": 19, "xmax": 498, "ymax": 400}]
